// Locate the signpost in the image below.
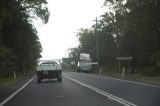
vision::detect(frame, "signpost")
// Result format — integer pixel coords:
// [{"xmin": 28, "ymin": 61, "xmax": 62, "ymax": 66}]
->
[
  {"xmin": 116, "ymin": 57, "xmax": 133, "ymax": 61},
  {"xmin": 117, "ymin": 57, "xmax": 133, "ymax": 78}
]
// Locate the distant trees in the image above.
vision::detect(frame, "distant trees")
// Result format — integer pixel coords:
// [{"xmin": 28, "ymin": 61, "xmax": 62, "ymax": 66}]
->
[
  {"xmin": 68, "ymin": 48, "xmax": 80, "ymax": 65},
  {"xmin": 69, "ymin": 0, "xmax": 160, "ymax": 75},
  {"xmin": 75, "ymin": 14, "xmax": 117, "ymax": 68},
  {"xmin": 109, "ymin": 0, "xmax": 160, "ymax": 67},
  {"xmin": 76, "ymin": 28, "xmax": 97, "ymax": 61},
  {"xmin": 0, "ymin": 0, "xmax": 49, "ymax": 77}
]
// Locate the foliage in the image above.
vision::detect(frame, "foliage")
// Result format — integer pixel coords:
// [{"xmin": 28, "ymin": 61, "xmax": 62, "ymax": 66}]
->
[
  {"xmin": 77, "ymin": 28, "xmax": 97, "ymax": 61},
  {"xmin": 68, "ymin": 48, "xmax": 80, "ymax": 65},
  {"xmin": 141, "ymin": 65, "xmax": 160, "ymax": 76},
  {"xmin": 69, "ymin": 0, "xmax": 160, "ymax": 75},
  {"xmin": 0, "ymin": 0, "xmax": 49, "ymax": 77}
]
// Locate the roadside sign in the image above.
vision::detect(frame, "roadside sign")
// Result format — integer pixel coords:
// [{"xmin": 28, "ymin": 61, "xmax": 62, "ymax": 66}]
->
[{"xmin": 116, "ymin": 57, "xmax": 133, "ymax": 61}]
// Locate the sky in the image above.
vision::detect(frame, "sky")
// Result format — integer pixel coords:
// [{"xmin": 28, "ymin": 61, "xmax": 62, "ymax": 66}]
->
[{"xmin": 35, "ymin": 0, "xmax": 107, "ymax": 60}]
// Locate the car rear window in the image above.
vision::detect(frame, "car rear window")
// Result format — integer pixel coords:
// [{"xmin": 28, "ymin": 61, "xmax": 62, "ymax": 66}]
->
[{"xmin": 40, "ymin": 62, "xmax": 57, "ymax": 66}]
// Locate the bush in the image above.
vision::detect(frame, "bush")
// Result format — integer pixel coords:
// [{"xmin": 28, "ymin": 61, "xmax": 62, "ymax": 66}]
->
[
  {"xmin": 0, "ymin": 68, "xmax": 12, "ymax": 78},
  {"xmin": 150, "ymin": 65, "xmax": 160, "ymax": 76},
  {"xmin": 142, "ymin": 65, "xmax": 160, "ymax": 76}
]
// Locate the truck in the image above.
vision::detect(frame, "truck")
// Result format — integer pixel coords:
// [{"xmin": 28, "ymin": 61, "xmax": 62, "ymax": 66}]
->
[
  {"xmin": 77, "ymin": 53, "xmax": 97, "ymax": 73},
  {"xmin": 36, "ymin": 60, "xmax": 62, "ymax": 83}
]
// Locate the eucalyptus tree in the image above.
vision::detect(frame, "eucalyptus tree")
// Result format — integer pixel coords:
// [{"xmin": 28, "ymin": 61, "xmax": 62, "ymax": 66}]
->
[
  {"xmin": 104, "ymin": 0, "xmax": 160, "ymax": 67},
  {"xmin": 76, "ymin": 28, "xmax": 97, "ymax": 61},
  {"xmin": 0, "ymin": 0, "xmax": 49, "ymax": 77}
]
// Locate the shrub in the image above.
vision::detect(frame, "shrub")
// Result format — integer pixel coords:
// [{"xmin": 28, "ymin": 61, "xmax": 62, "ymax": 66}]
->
[{"xmin": 142, "ymin": 65, "xmax": 160, "ymax": 76}]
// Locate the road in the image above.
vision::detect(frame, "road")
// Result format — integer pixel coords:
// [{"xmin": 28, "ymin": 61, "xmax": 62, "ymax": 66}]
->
[{"xmin": 1, "ymin": 72, "xmax": 160, "ymax": 106}]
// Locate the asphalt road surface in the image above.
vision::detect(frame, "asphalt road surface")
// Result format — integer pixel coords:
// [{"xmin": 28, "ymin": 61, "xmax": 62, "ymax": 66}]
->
[{"xmin": 1, "ymin": 72, "xmax": 160, "ymax": 106}]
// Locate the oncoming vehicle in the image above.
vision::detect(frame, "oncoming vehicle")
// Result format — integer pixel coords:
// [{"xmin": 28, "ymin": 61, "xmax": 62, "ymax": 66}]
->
[
  {"xmin": 77, "ymin": 58, "xmax": 93, "ymax": 73},
  {"xmin": 77, "ymin": 53, "xmax": 97, "ymax": 73},
  {"xmin": 36, "ymin": 61, "xmax": 62, "ymax": 83}
]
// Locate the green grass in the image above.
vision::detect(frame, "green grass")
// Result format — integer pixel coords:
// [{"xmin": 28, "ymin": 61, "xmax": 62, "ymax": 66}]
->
[
  {"xmin": 98, "ymin": 68, "xmax": 160, "ymax": 84},
  {"xmin": 0, "ymin": 77, "xmax": 17, "ymax": 87},
  {"xmin": 0, "ymin": 74, "xmax": 28, "ymax": 87}
]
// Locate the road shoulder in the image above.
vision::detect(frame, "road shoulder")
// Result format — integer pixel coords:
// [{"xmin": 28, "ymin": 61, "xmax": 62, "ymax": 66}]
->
[
  {"xmin": 94, "ymin": 72, "xmax": 160, "ymax": 86},
  {"xmin": 0, "ymin": 73, "xmax": 35, "ymax": 103}
]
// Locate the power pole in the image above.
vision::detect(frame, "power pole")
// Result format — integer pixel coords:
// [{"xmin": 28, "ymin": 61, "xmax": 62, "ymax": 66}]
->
[
  {"xmin": 65, "ymin": 50, "xmax": 66, "ymax": 58},
  {"xmin": 95, "ymin": 17, "xmax": 100, "ymax": 69}
]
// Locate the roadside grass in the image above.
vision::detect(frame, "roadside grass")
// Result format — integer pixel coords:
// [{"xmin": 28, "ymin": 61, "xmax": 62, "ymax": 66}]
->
[
  {"xmin": 0, "ymin": 77, "xmax": 18, "ymax": 87},
  {"xmin": 0, "ymin": 72, "xmax": 35, "ymax": 88},
  {"xmin": 93, "ymin": 67, "xmax": 160, "ymax": 85},
  {"xmin": 64, "ymin": 67, "xmax": 160, "ymax": 85}
]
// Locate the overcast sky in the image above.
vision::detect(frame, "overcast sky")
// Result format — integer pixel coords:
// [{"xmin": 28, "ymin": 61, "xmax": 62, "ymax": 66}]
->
[{"xmin": 35, "ymin": 0, "xmax": 107, "ymax": 60}]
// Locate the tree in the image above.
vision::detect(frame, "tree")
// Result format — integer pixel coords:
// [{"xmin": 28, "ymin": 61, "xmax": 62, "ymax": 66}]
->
[
  {"xmin": 68, "ymin": 47, "xmax": 80, "ymax": 66},
  {"xmin": 75, "ymin": 15, "xmax": 117, "ymax": 67},
  {"xmin": 74, "ymin": 0, "xmax": 160, "ymax": 74},
  {"xmin": 104, "ymin": 0, "xmax": 160, "ymax": 67},
  {"xmin": 0, "ymin": 0, "xmax": 49, "ymax": 77},
  {"xmin": 76, "ymin": 28, "xmax": 97, "ymax": 61}
]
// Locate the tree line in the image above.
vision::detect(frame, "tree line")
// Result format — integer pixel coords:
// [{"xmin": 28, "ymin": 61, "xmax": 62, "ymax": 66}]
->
[
  {"xmin": 69, "ymin": 0, "xmax": 160, "ymax": 76},
  {"xmin": 0, "ymin": 0, "xmax": 49, "ymax": 77}
]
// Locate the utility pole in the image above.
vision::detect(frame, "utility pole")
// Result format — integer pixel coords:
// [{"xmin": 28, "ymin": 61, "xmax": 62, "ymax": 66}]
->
[
  {"xmin": 95, "ymin": 17, "xmax": 100, "ymax": 69},
  {"xmin": 65, "ymin": 50, "xmax": 66, "ymax": 58}
]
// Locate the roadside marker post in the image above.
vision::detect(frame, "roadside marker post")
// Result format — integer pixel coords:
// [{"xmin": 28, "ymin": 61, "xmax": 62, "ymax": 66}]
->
[
  {"xmin": 99, "ymin": 67, "xmax": 103, "ymax": 75},
  {"xmin": 14, "ymin": 71, "xmax": 16, "ymax": 79},
  {"xmin": 122, "ymin": 66, "xmax": 125, "ymax": 78}
]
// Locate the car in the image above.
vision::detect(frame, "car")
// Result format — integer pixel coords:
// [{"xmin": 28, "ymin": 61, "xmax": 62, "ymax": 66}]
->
[{"xmin": 36, "ymin": 61, "xmax": 62, "ymax": 83}]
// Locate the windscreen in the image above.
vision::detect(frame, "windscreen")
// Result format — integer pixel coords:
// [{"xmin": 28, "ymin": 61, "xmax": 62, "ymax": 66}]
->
[{"xmin": 40, "ymin": 62, "xmax": 57, "ymax": 66}]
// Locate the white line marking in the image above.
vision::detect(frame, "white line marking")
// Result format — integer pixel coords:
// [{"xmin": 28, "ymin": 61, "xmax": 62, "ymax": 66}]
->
[
  {"xmin": 69, "ymin": 72, "xmax": 160, "ymax": 88},
  {"xmin": 0, "ymin": 75, "xmax": 36, "ymax": 106},
  {"xmin": 64, "ymin": 74, "xmax": 138, "ymax": 106},
  {"xmin": 90, "ymin": 74, "xmax": 160, "ymax": 88}
]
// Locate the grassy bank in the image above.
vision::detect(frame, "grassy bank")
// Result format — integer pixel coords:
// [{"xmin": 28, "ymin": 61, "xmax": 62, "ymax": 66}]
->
[
  {"xmin": 0, "ymin": 72, "xmax": 35, "ymax": 87},
  {"xmin": 94, "ymin": 67, "xmax": 160, "ymax": 85}
]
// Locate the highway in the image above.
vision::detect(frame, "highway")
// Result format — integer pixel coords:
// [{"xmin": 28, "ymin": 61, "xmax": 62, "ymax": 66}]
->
[{"xmin": 1, "ymin": 72, "xmax": 160, "ymax": 106}]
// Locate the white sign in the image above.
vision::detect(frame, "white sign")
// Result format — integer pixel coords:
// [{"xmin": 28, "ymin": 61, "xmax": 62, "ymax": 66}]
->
[
  {"xmin": 117, "ymin": 57, "xmax": 133, "ymax": 61},
  {"xmin": 80, "ymin": 53, "xmax": 90, "ymax": 59}
]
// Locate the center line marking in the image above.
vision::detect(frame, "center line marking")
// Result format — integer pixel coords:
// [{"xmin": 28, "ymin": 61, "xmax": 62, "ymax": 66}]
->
[{"xmin": 64, "ymin": 74, "xmax": 138, "ymax": 106}]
